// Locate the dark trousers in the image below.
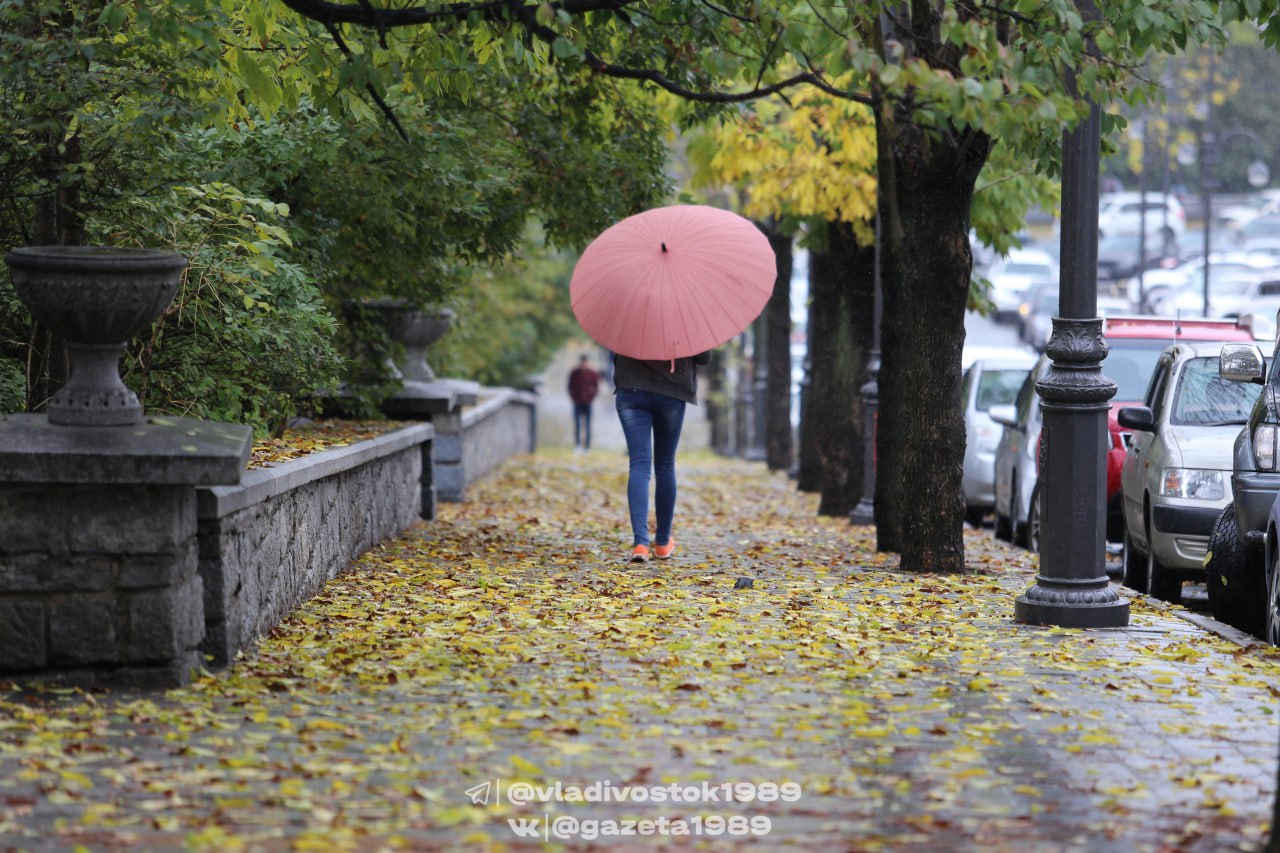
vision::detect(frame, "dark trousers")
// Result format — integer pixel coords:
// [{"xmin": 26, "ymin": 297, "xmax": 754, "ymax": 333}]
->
[{"xmin": 573, "ymin": 402, "xmax": 593, "ymax": 448}]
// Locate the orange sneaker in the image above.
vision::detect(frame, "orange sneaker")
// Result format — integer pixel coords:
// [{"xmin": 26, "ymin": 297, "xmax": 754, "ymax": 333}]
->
[
  {"xmin": 629, "ymin": 544, "xmax": 651, "ymax": 563},
  {"xmin": 654, "ymin": 538, "xmax": 676, "ymax": 560}
]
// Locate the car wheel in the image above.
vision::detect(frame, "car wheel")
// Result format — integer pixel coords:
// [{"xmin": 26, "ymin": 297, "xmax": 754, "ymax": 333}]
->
[
  {"xmin": 1122, "ymin": 527, "xmax": 1148, "ymax": 591},
  {"xmin": 1267, "ymin": 546, "xmax": 1280, "ymax": 647},
  {"xmin": 1026, "ymin": 487, "xmax": 1042, "ymax": 554},
  {"xmin": 1145, "ymin": 518, "xmax": 1182, "ymax": 603},
  {"xmin": 1204, "ymin": 504, "xmax": 1266, "ymax": 636},
  {"xmin": 994, "ymin": 510, "xmax": 1012, "ymax": 542},
  {"xmin": 964, "ymin": 505, "xmax": 986, "ymax": 528}
]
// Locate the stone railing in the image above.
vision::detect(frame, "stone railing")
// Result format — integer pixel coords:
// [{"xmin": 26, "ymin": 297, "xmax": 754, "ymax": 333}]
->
[
  {"xmin": 436, "ymin": 387, "xmax": 538, "ymax": 502},
  {"xmin": 196, "ymin": 424, "xmax": 433, "ymax": 667}
]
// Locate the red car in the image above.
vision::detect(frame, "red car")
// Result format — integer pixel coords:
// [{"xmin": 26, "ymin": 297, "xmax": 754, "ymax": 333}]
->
[{"xmin": 1101, "ymin": 316, "xmax": 1257, "ymax": 540}]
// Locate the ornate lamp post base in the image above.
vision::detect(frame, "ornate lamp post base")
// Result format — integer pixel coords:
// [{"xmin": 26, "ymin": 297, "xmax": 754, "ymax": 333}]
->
[
  {"xmin": 1016, "ymin": 315, "xmax": 1129, "ymax": 628},
  {"xmin": 1015, "ymin": 575, "xmax": 1128, "ymax": 627}
]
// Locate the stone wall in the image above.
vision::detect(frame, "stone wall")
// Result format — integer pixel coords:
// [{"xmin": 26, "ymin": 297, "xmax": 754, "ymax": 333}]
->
[
  {"xmin": 0, "ymin": 483, "xmax": 205, "ymax": 687},
  {"xmin": 436, "ymin": 388, "xmax": 537, "ymax": 502},
  {"xmin": 195, "ymin": 424, "xmax": 433, "ymax": 666}
]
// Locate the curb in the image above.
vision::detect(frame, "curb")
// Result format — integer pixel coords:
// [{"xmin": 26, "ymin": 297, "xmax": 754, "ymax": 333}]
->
[{"xmin": 1175, "ymin": 610, "xmax": 1267, "ymax": 648}]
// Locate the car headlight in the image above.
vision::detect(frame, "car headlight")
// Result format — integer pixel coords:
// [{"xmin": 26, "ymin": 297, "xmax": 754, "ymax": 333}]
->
[
  {"xmin": 1256, "ymin": 424, "xmax": 1279, "ymax": 472},
  {"xmin": 1160, "ymin": 468, "xmax": 1225, "ymax": 500}
]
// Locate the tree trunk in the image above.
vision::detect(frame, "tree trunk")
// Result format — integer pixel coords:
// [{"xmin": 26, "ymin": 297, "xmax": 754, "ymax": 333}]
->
[
  {"xmin": 806, "ymin": 221, "xmax": 874, "ymax": 517},
  {"xmin": 795, "ymin": 250, "xmax": 825, "ymax": 493},
  {"xmin": 26, "ymin": 127, "xmax": 82, "ymax": 411},
  {"xmin": 873, "ymin": 105, "xmax": 991, "ymax": 571},
  {"xmin": 705, "ymin": 349, "xmax": 732, "ymax": 455},
  {"xmin": 734, "ymin": 333, "xmax": 751, "ymax": 456},
  {"xmin": 763, "ymin": 227, "xmax": 793, "ymax": 472}
]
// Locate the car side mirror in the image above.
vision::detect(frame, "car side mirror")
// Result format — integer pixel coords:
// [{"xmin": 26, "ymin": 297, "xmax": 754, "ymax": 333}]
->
[
  {"xmin": 988, "ymin": 404, "xmax": 1018, "ymax": 428},
  {"xmin": 1116, "ymin": 406, "xmax": 1155, "ymax": 432},
  {"xmin": 1220, "ymin": 343, "xmax": 1266, "ymax": 384}
]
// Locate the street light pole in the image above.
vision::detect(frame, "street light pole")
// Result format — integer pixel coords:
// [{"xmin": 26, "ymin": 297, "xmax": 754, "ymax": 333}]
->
[
  {"xmin": 1015, "ymin": 8, "xmax": 1129, "ymax": 628},
  {"xmin": 850, "ymin": 209, "xmax": 882, "ymax": 526},
  {"xmin": 1201, "ymin": 52, "xmax": 1216, "ymax": 318}
]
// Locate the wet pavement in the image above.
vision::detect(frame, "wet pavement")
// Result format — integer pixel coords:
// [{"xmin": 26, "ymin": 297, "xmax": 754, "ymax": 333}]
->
[{"xmin": 1, "ymin": 444, "xmax": 1278, "ymax": 852}]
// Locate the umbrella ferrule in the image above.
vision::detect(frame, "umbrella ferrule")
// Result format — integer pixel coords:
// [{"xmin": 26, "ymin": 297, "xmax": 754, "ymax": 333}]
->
[{"xmin": 661, "ymin": 242, "xmax": 668, "ymax": 253}]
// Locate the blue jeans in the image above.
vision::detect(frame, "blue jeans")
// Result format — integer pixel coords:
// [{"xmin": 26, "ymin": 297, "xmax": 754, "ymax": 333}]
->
[{"xmin": 615, "ymin": 388, "xmax": 687, "ymax": 547}]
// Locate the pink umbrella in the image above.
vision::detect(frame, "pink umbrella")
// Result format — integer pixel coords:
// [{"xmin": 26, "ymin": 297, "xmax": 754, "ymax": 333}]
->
[{"xmin": 570, "ymin": 205, "xmax": 777, "ymax": 361}]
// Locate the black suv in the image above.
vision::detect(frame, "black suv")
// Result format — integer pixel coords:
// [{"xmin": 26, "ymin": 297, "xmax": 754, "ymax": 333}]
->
[{"xmin": 1205, "ymin": 343, "xmax": 1278, "ymax": 637}]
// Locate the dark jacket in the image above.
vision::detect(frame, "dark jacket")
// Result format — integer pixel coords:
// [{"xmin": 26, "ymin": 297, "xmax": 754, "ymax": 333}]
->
[
  {"xmin": 568, "ymin": 365, "xmax": 600, "ymax": 405},
  {"xmin": 612, "ymin": 351, "xmax": 711, "ymax": 405}
]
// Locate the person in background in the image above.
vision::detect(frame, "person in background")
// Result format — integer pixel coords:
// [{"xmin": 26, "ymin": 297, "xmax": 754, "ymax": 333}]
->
[
  {"xmin": 568, "ymin": 355, "xmax": 600, "ymax": 453},
  {"xmin": 613, "ymin": 351, "xmax": 711, "ymax": 563}
]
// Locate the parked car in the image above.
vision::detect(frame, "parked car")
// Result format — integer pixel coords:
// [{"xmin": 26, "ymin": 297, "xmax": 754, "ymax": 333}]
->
[
  {"xmin": 983, "ymin": 247, "xmax": 1058, "ymax": 323},
  {"xmin": 961, "ymin": 351, "xmax": 1038, "ymax": 527},
  {"xmin": 990, "ymin": 355, "xmax": 1048, "ymax": 549},
  {"xmin": 1014, "ymin": 281, "xmax": 1055, "ymax": 344},
  {"xmin": 1239, "ymin": 214, "xmax": 1280, "ymax": 248},
  {"xmin": 1216, "ymin": 189, "xmax": 1280, "ymax": 232},
  {"xmin": 1208, "ymin": 339, "xmax": 1280, "ymax": 638},
  {"xmin": 1126, "ymin": 251, "xmax": 1275, "ymax": 314},
  {"xmin": 1097, "ymin": 192, "xmax": 1186, "ymax": 254},
  {"xmin": 1157, "ymin": 267, "xmax": 1280, "ymax": 319},
  {"xmin": 1117, "ymin": 342, "xmax": 1263, "ymax": 603},
  {"xmin": 1023, "ymin": 289, "xmax": 1059, "ymax": 352},
  {"xmin": 992, "ymin": 317, "xmax": 1257, "ymax": 554},
  {"xmin": 1096, "ymin": 230, "xmax": 1172, "ymax": 283},
  {"xmin": 1103, "ymin": 316, "xmax": 1258, "ymax": 542}
]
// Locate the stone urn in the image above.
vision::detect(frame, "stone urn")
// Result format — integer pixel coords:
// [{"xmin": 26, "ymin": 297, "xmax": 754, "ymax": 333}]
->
[
  {"xmin": 5, "ymin": 246, "xmax": 186, "ymax": 426},
  {"xmin": 346, "ymin": 298, "xmax": 454, "ymax": 382}
]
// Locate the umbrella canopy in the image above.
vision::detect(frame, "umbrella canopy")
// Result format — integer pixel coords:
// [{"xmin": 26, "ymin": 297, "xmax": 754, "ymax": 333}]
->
[{"xmin": 570, "ymin": 205, "xmax": 777, "ymax": 361}]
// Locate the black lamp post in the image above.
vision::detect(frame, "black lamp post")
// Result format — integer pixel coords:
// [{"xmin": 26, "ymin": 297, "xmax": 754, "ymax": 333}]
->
[
  {"xmin": 1014, "ymin": 7, "xmax": 1129, "ymax": 628},
  {"xmin": 850, "ymin": 210, "xmax": 882, "ymax": 526}
]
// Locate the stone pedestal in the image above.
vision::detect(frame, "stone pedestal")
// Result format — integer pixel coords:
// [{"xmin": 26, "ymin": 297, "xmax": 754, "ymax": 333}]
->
[
  {"xmin": 0, "ymin": 414, "xmax": 251, "ymax": 687},
  {"xmin": 382, "ymin": 379, "xmax": 479, "ymax": 505}
]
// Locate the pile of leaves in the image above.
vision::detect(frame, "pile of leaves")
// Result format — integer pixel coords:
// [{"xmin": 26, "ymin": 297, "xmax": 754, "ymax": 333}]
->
[{"xmin": 247, "ymin": 418, "xmax": 411, "ymax": 469}]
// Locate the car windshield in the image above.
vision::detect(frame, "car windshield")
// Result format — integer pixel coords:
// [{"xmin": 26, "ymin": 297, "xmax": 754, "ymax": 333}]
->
[
  {"xmin": 1171, "ymin": 356, "xmax": 1264, "ymax": 426},
  {"xmin": 1035, "ymin": 293, "xmax": 1059, "ymax": 312},
  {"xmin": 1106, "ymin": 339, "xmax": 1172, "ymax": 401},
  {"xmin": 975, "ymin": 369, "xmax": 1029, "ymax": 411},
  {"xmin": 1003, "ymin": 262, "xmax": 1051, "ymax": 277}
]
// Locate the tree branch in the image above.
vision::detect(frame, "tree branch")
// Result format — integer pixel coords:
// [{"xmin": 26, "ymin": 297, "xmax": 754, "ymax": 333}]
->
[
  {"xmin": 320, "ymin": 19, "xmax": 410, "ymax": 141},
  {"xmin": 279, "ymin": 0, "xmax": 875, "ymax": 106}
]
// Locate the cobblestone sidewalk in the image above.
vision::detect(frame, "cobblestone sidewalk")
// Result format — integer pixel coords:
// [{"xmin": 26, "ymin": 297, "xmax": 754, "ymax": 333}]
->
[{"xmin": 1, "ymin": 450, "xmax": 1278, "ymax": 852}]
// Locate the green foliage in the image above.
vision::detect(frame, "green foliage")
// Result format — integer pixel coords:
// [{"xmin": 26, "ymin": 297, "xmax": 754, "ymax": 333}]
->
[
  {"xmin": 0, "ymin": 0, "xmax": 223, "ymax": 244},
  {"xmin": 0, "ymin": 1, "xmax": 673, "ymax": 427},
  {"xmin": 0, "ymin": 357, "xmax": 22, "ymax": 414},
  {"xmin": 430, "ymin": 229, "xmax": 583, "ymax": 388},
  {"xmin": 101, "ymin": 182, "xmax": 343, "ymax": 437}
]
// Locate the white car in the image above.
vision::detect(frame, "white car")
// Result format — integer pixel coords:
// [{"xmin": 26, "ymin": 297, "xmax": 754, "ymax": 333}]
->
[
  {"xmin": 991, "ymin": 355, "xmax": 1050, "ymax": 549},
  {"xmin": 1097, "ymin": 192, "xmax": 1186, "ymax": 254},
  {"xmin": 1117, "ymin": 342, "xmax": 1264, "ymax": 602},
  {"xmin": 983, "ymin": 247, "xmax": 1058, "ymax": 323},
  {"xmin": 1158, "ymin": 268, "xmax": 1280, "ymax": 319},
  {"xmin": 961, "ymin": 351, "xmax": 1038, "ymax": 527},
  {"xmin": 1131, "ymin": 251, "xmax": 1277, "ymax": 313}
]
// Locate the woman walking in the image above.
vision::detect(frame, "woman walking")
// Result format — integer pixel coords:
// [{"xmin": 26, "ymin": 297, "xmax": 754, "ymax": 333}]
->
[{"xmin": 613, "ymin": 351, "xmax": 711, "ymax": 563}]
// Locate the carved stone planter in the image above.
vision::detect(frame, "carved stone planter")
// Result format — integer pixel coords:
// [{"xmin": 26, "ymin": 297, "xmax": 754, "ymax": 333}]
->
[
  {"xmin": 5, "ymin": 246, "xmax": 186, "ymax": 426},
  {"xmin": 347, "ymin": 298, "xmax": 454, "ymax": 382}
]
